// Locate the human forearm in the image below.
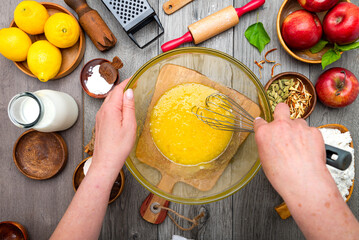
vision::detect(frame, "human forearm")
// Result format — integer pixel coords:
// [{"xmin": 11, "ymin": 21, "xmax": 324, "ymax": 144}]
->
[
  {"xmin": 50, "ymin": 80, "xmax": 136, "ymax": 239},
  {"xmin": 281, "ymin": 168, "xmax": 359, "ymax": 240},
  {"xmin": 50, "ymin": 161, "xmax": 118, "ymax": 240},
  {"xmin": 254, "ymin": 104, "xmax": 359, "ymax": 239}
]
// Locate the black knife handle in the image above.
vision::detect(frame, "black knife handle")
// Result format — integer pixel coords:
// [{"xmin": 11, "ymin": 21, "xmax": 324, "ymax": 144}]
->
[{"xmin": 325, "ymin": 144, "xmax": 352, "ymax": 171}]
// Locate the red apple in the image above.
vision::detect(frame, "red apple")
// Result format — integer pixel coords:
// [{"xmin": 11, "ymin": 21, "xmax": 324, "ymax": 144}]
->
[
  {"xmin": 282, "ymin": 10, "xmax": 322, "ymax": 50},
  {"xmin": 297, "ymin": 0, "xmax": 339, "ymax": 12},
  {"xmin": 316, "ymin": 67, "xmax": 359, "ymax": 108},
  {"xmin": 323, "ymin": 2, "xmax": 359, "ymax": 45}
]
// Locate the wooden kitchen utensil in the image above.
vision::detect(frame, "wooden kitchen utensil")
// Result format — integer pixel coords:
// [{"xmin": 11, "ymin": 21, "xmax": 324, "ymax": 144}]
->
[
  {"xmin": 99, "ymin": 56, "xmax": 123, "ymax": 84},
  {"xmin": 161, "ymin": 0, "xmax": 265, "ymax": 52},
  {"xmin": 0, "ymin": 221, "xmax": 28, "ymax": 240},
  {"xmin": 275, "ymin": 124, "xmax": 354, "ymax": 220},
  {"xmin": 64, "ymin": 0, "xmax": 117, "ymax": 51},
  {"xmin": 138, "ymin": 64, "xmax": 261, "ymax": 224},
  {"xmin": 163, "ymin": 0, "xmax": 194, "ymax": 15}
]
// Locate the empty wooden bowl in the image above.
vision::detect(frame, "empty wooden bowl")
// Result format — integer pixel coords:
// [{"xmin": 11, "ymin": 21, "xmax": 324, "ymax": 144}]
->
[
  {"xmin": 264, "ymin": 72, "xmax": 317, "ymax": 119},
  {"xmin": 9, "ymin": 2, "xmax": 85, "ymax": 80},
  {"xmin": 276, "ymin": 0, "xmax": 349, "ymax": 63},
  {"xmin": 0, "ymin": 221, "xmax": 28, "ymax": 240},
  {"xmin": 80, "ymin": 58, "xmax": 119, "ymax": 99},
  {"xmin": 13, "ymin": 129, "xmax": 68, "ymax": 180},
  {"xmin": 73, "ymin": 157, "xmax": 125, "ymax": 204}
]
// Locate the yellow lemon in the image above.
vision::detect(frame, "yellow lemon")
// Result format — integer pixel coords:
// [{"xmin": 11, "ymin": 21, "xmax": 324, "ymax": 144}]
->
[
  {"xmin": 27, "ymin": 40, "xmax": 62, "ymax": 82},
  {"xmin": 44, "ymin": 13, "xmax": 80, "ymax": 48},
  {"xmin": 0, "ymin": 27, "xmax": 32, "ymax": 61},
  {"xmin": 14, "ymin": 1, "xmax": 49, "ymax": 35}
]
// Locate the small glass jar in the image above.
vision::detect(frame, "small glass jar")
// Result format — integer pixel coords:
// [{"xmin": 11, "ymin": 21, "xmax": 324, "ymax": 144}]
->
[{"xmin": 8, "ymin": 90, "xmax": 79, "ymax": 132}]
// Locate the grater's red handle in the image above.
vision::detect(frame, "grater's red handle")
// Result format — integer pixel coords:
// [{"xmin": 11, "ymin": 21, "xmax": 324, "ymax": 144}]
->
[
  {"xmin": 235, "ymin": 0, "xmax": 265, "ymax": 18},
  {"xmin": 161, "ymin": 32, "xmax": 193, "ymax": 52}
]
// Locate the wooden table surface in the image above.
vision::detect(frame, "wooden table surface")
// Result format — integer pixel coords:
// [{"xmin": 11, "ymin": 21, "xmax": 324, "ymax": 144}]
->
[{"xmin": 1, "ymin": 0, "xmax": 358, "ymax": 239}]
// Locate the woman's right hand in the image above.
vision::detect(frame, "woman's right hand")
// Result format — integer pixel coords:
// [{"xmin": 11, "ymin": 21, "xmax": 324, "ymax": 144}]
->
[
  {"xmin": 253, "ymin": 103, "xmax": 359, "ymax": 240},
  {"xmin": 253, "ymin": 103, "xmax": 331, "ymax": 200}
]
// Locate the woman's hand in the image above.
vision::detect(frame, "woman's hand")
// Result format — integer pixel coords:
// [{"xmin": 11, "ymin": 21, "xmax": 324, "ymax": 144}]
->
[
  {"xmin": 254, "ymin": 103, "xmax": 359, "ymax": 240},
  {"xmin": 51, "ymin": 79, "xmax": 137, "ymax": 240},
  {"xmin": 254, "ymin": 103, "xmax": 328, "ymax": 200},
  {"xmin": 91, "ymin": 78, "xmax": 137, "ymax": 176}
]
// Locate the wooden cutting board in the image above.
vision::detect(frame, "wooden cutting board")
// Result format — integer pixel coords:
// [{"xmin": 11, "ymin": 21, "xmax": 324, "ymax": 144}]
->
[{"xmin": 137, "ymin": 64, "xmax": 261, "ymax": 223}]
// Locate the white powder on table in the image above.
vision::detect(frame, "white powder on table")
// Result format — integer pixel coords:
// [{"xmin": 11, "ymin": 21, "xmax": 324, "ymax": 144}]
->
[
  {"xmin": 319, "ymin": 128, "xmax": 355, "ymax": 200},
  {"xmin": 85, "ymin": 65, "xmax": 114, "ymax": 95}
]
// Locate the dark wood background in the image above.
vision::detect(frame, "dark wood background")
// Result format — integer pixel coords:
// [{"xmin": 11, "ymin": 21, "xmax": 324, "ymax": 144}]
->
[{"xmin": 1, "ymin": 0, "xmax": 358, "ymax": 239}]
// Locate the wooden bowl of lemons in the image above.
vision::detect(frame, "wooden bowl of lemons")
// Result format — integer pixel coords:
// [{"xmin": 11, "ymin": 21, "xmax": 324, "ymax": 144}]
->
[{"xmin": 9, "ymin": 2, "xmax": 85, "ymax": 81}]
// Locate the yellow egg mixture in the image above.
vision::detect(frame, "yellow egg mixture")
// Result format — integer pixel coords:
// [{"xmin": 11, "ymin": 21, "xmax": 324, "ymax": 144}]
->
[{"xmin": 150, "ymin": 83, "xmax": 233, "ymax": 165}]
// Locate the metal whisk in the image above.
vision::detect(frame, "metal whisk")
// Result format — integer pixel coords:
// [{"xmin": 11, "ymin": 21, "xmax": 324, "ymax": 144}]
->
[{"xmin": 191, "ymin": 93, "xmax": 255, "ymax": 132}]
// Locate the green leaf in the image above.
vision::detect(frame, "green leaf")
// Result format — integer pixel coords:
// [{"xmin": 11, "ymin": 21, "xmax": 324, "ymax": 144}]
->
[
  {"xmin": 245, "ymin": 22, "xmax": 271, "ymax": 53},
  {"xmin": 336, "ymin": 41, "xmax": 359, "ymax": 52},
  {"xmin": 321, "ymin": 49, "xmax": 341, "ymax": 69},
  {"xmin": 310, "ymin": 40, "xmax": 329, "ymax": 54}
]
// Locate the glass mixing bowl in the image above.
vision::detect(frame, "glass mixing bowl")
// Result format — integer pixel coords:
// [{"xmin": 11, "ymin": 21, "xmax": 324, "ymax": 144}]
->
[{"xmin": 124, "ymin": 47, "xmax": 272, "ymax": 204}]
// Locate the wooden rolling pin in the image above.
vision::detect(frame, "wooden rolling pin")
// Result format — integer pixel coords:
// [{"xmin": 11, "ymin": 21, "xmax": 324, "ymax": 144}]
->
[
  {"xmin": 161, "ymin": 0, "xmax": 265, "ymax": 52},
  {"xmin": 64, "ymin": 0, "xmax": 117, "ymax": 51}
]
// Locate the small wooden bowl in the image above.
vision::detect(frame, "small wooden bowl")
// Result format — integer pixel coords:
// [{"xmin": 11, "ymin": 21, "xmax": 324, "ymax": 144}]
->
[
  {"xmin": 13, "ymin": 129, "xmax": 68, "ymax": 180},
  {"xmin": 73, "ymin": 157, "xmax": 125, "ymax": 204},
  {"xmin": 276, "ymin": 0, "xmax": 349, "ymax": 63},
  {"xmin": 0, "ymin": 221, "xmax": 28, "ymax": 240},
  {"xmin": 80, "ymin": 58, "xmax": 120, "ymax": 99},
  {"xmin": 264, "ymin": 72, "xmax": 317, "ymax": 119},
  {"xmin": 318, "ymin": 123, "xmax": 354, "ymax": 202},
  {"xmin": 9, "ymin": 2, "xmax": 85, "ymax": 80}
]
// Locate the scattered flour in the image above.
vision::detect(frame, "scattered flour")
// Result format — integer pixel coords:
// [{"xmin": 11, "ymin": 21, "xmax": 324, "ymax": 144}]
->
[{"xmin": 319, "ymin": 128, "xmax": 355, "ymax": 200}]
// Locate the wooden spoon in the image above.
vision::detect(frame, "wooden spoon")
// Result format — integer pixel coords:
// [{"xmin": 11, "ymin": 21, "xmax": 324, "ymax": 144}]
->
[{"xmin": 99, "ymin": 57, "xmax": 123, "ymax": 84}]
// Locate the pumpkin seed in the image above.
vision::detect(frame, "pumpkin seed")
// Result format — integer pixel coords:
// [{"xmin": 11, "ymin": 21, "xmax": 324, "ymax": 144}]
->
[{"xmin": 279, "ymin": 80, "xmax": 283, "ymax": 89}]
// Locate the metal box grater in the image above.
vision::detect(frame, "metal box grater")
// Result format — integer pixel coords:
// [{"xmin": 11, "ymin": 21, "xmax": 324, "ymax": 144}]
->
[{"xmin": 102, "ymin": 0, "xmax": 164, "ymax": 49}]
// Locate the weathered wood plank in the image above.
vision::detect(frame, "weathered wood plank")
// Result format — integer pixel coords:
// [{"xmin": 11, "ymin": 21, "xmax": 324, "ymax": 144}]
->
[
  {"xmin": 1, "ymin": 0, "xmax": 358, "ymax": 239},
  {"xmin": 309, "ymin": 43, "xmax": 359, "ymax": 218},
  {"xmin": 232, "ymin": 0, "xmax": 307, "ymax": 239},
  {"xmin": 83, "ymin": 0, "xmax": 160, "ymax": 239},
  {"xmin": 0, "ymin": 1, "xmax": 83, "ymax": 240},
  {"xmin": 157, "ymin": 0, "xmax": 234, "ymax": 239}
]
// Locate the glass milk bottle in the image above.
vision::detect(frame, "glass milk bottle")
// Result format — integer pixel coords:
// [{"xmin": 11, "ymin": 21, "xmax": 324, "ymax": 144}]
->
[{"xmin": 8, "ymin": 90, "xmax": 79, "ymax": 132}]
